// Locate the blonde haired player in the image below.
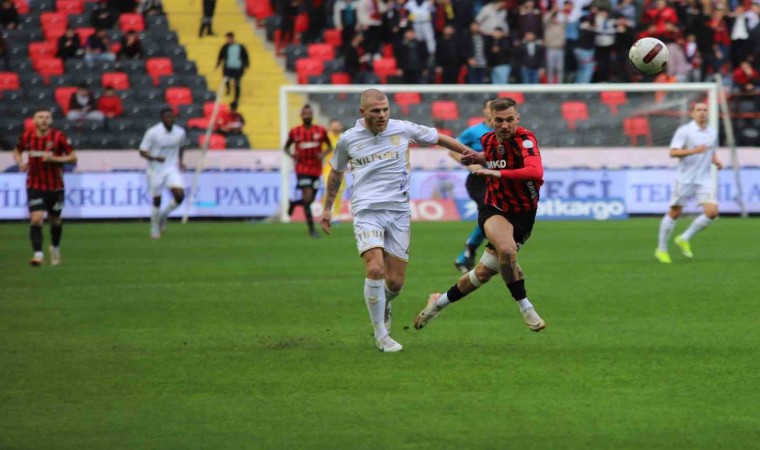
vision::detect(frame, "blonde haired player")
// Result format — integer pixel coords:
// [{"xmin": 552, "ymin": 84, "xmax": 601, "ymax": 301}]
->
[
  {"xmin": 322, "ymin": 119, "xmax": 346, "ymax": 219},
  {"xmin": 655, "ymin": 102, "xmax": 723, "ymax": 263}
]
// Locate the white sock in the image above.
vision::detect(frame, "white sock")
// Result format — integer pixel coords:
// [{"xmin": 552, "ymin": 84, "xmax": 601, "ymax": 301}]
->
[
  {"xmin": 435, "ymin": 293, "xmax": 451, "ymax": 309},
  {"xmin": 161, "ymin": 199, "xmax": 179, "ymax": 220},
  {"xmin": 517, "ymin": 298, "xmax": 533, "ymax": 312},
  {"xmin": 680, "ymin": 214, "xmax": 713, "ymax": 241},
  {"xmin": 34, "ymin": 251, "xmax": 43, "ymax": 259},
  {"xmin": 151, "ymin": 206, "xmax": 160, "ymax": 228},
  {"xmin": 658, "ymin": 215, "xmax": 676, "ymax": 251},
  {"xmin": 364, "ymin": 278, "xmax": 388, "ymax": 340},
  {"xmin": 383, "ymin": 282, "xmax": 400, "ymax": 303}
]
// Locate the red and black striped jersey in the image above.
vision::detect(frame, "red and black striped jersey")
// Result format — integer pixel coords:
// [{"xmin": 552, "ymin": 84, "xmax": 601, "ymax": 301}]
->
[
  {"xmin": 288, "ymin": 125, "xmax": 330, "ymax": 177},
  {"xmin": 16, "ymin": 128, "xmax": 74, "ymax": 191},
  {"xmin": 480, "ymin": 127, "xmax": 543, "ymax": 213}
]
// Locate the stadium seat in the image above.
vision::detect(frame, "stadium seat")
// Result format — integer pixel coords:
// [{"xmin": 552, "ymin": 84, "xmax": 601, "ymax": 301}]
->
[
  {"xmin": 146, "ymin": 57, "xmax": 173, "ymax": 85},
  {"xmin": 431, "ymin": 100, "xmax": 460, "ymax": 121},
  {"xmin": 0, "ymin": 72, "xmax": 21, "ymax": 91},
  {"xmin": 75, "ymin": 26, "xmax": 95, "ymax": 44},
  {"xmin": 560, "ymin": 101, "xmax": 589, "ymax": 130},
  {"xmin": 294, "ymin": 12, "xmax": 309, "ymax": 34},
  {"xmin": 498, "ymin": 91, "xmax": 525, "ymax": 103},
  {"xmin": 40, "ymin": 11, "xmax": 68, "ymax": 26},
  {"xmin": 600, "ymin": 91, "xmax": 627, "ymax": 115},
  {"xmin": 330, "ymin": 72, "xmax": 350, "ymax": 85},
  {"xmin": 199, "ymin": 133, "xmax": 226, "ymax": 150},
  {"xmin": 295, "ymin": 57, "xmax": 323, "ymax": 84},
  {"xmin": 24, "ymin": 117, "xmax": 35, "ymax": 132},
  {"xmin": 373, "ymin": 57, "xmax": 397, "ymax": 84},
  {"xmin": 119, "ymin": 13, "xmax": 145, "ymax": 32},
  {"xmin": 623, "ymin": 117, "xmax": 652, "ymax": 146},
  {"xmin": 55, "ymin": 86, "xmax": 78, "ymax": 114},
  {"xmin": 165, "ymin": 87, "xmax": 193, "ymax": 107},
  {"xmin": 395, "ymin": 92, "xmax": 421, "ymax": 115},
  {"xmin": 203, "ymin": 101, "xmax": 230, "ymax": 118},
  {"xmin": 307, "ymin": 43, "xmax": 334, "ymax": 61},
  {"xmin": 28, "ymin": 41, "xmax": 57, "ymax": 59},
  {"xmin": 322, "ymin": 28, "xmax": 341, "ymax": 47},
  {"xmin": 56, "ymin": 0, "xmax": 83, "ymax": 14},
  {"xmin": 102, "ymin": 72, "xmax": 129, "ymax": 90},
  {"xmin": 13, "ymin": 0, "xmax": 29, "ymax": 14},
  {"xmin": 382, "ymin": 43, "xmax": 394, "ymax": 58},
  {"xmin": 33, "ymin": 57, "xmax": 64, "ymax": 83},
  {"xmin": 187, "ymin": 117, "xmax": 210, "ymax": 130},
  {"xmin": 284, "ymin": 44, "xmax": 307, "ymax": 71},
  {"xmin": 43, "ymin": 22, "xmax": 68, "ymax": 41},
  {"xmin": 467, "ymin": 116, "xmax": 483, "ymax": 127}
]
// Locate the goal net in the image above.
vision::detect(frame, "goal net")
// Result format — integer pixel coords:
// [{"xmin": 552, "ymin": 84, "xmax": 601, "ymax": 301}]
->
[{"xmin": 279, "ymin": 82, "xmax": 747, "ymax": 221}]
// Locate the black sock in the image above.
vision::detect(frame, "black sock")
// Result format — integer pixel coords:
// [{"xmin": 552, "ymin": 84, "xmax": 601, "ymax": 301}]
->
[
  {"xmin": 288, "ymin": 200, "xmax": 302, "ymax": 216},
  {"xmin": 507, "ymin": 279, "xmax": 526, "ymax": 301},
  {"xmin": 30, "ymin": 225, "xmax": 43, "ymax": 252},
  {"xmin": 304, "ymin": 204, "xmax": 314, "ymax": 232},
  {"xmin": 446, "ymin": 284, "xmax": 466, "ymax": 303},
  {"xmin": 51, "ymin": 223, "xmax": 63, "ymax": 247}
]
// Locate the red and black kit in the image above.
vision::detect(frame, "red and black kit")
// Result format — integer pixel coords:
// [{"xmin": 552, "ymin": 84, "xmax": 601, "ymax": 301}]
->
[
  {"xmin": 16, "ymin": 129, "xmax": 74, "ymax": 214},
  {"xmin": 287, "ymin": 125, "xmax": 330, "ymax": 178}
]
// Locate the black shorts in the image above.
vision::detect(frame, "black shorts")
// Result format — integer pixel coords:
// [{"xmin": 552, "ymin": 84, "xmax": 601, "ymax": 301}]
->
[
  {"xmin": 27, "ymin": 189, "xmax": 64, "ymax": 216},
  {"xmin": 296, "ymin": 175, "xmax": 320, "ymax": 190},
  {"xmin": 465, "ymin": 173, "xmax": 487, "ymax": 208},
  {"xmin": 223, "ymin": 68, "xmax": 243, "ymax": 79},
  {"xmin": 478, "ymin": 204, "xmax": 536, "ymax": 247}
]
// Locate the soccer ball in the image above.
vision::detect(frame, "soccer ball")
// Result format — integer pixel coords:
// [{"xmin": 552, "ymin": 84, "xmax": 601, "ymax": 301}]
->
[{"xmin": 628, "ymin": 37, "xmax": 669, "ymax": 75}]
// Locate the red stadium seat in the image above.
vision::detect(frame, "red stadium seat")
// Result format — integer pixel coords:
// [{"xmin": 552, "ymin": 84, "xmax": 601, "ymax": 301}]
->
[
  {"xmin": 438, "ymin": 128, "xmax": 454, "ymax": 137},
  {"xmin": 165, "ymin": 87, "xmax": 192, "ymax": 107},
  {"xmin": 600, "ymin": 91, "xmax": 627, "ymax": 115},
  {"xmin": 199, "ymin": 133, "xmax": 227, "ymax": 150},
  {"xmin": 43, "ymin": 22, "xmax": 67, "ymax": 41},
  {"xmin": 394, "ymin": 92, "xmax": 421, "ymax": 115},
  {"xmin": 55, "ymin": 86, "xmax": 78, "ymax": 114},
  {"xmin": 0, "ymin": 72, "xmax": 21, "ymax": 91},
  {"xmin": 431, "ymin": 100, "xmax": 460, "ymax": 121},
  {"xmin": 187, "ymin": 117, "xmax": 211, "ymax": 129},
  {"xmin": 24, "ymin": 118, "xmax": 35, "ymax": 132},
  {"xmin": 382, "ymin": 43, "xmax": 394, "ymax": 58},
  {"xmin": 295, "ymin": 57, "xmax": 323, "ymax": 84},
  {"xmin": 203, "ymin": 101, "xmax": 230, "ymax": 118},
  {"xmin": 624, "ymin": 117, "xmax": 652, "ymax": 146},
  {"xmin": 307, "ymin": 43, "xmax": 334, "ymax": 61},
  {"xmin": 373, "ymin": 57, "xmax": 397, "ymax": 84},
  {"xmin": 251, "ymin": 0, "xmax": 273, "ymax": 23},
  {"xmin": 330, "ymin": 72, "xmax": 350, "ymax": 85},
  {"xmin": 28, "ymin": 41, "xmax": 57, "ymax": 59},
  {"xmin": 323, "ymin": 28, "xmax": 341, "ymax": 47},
  {"xmin": 467, "ymin": 116, "xmax": 483, "ymax": 127},
  {"xmin": 75, "ymin": 27, "xmax": 95, "ymax": 44},
  {"xmin": 498, "ymin": 91, "xmax": 525, "ymax": 103},
  {"xmin": 40, "ymin": 11, "xmax": 67, "ymax": 26},
  {"xmin": 56, "ymin": 0, "xmax": 83, "ymax": 14},
  {"xmin": 119, "ymin": 13, "xmax": 145, "ymax": 32},
  {"xmin": 146, "ymin": 57, "xmax": 173, "ymax": 85},
  {"xmin": 561, "ymin": 101, "xmax": 589, "ymax": 130},
  {"xmin": 33, "ymin": 57, "xmax": 64, "ymax": 84},
  {"xmin": 13, "ymin": 0, "xmax": 29, "ymax": 14},
  {"xmin": 294, "ymin": 13, "xmax": 309, "ymax": 34},
  {"xmin": 102, "ymin": 72, "xmax": 129, "ymax": 90}
]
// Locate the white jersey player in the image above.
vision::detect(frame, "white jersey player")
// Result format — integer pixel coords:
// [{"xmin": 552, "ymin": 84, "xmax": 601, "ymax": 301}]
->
[
  {"xmin": 655, "ymin": 102, "xmax": 723, "ymax": 263},
  {"xmin": 139, "ymin": 108, "xmax": 187, "ymax": 239},
  {"xmin": 319, "ymin": 89, "xmax": 479, "ymax": 353}
]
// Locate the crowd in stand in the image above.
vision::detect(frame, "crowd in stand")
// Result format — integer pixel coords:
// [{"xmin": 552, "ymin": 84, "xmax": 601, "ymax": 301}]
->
[{"xmin": 275, "ymin": 0, "xmax": 760, "ymax": 89}]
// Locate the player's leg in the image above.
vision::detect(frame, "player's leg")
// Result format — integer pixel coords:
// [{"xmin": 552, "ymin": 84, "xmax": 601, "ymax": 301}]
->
[
  {"xmin": 159, "ymin": 170, "xmax": 186, "ymax": 232},
  {"xmin": 26, "ymin": 189, "xmax": 45, "ymax": 266},
  {"xmin": 301, "ymin": 181, "xmax": 318, "ymax": 238},
  {"xmin": 483, "ymin": 214, "xmax": 545, "ymax": 331},
  {"xmin": 381, "ymin": 210, "xmax": 411, "ymax": 333},
  {"xmin": 48, "ymin": 190, "xmax": 65, "ymax": 266},
  {"xmin": 455, "ymin": 174, "xmax": 486, "ymax": 272},
  {"xmin": 656, "ymin": 181, "xmax": 689, "ymax": 263},
  {"xmin": 676, "ymin": 187, "xmax": 718, "ymax": 257},
  {"xmin": 148, "ymin": 170, "xmax": 165, "ymax": 238}
]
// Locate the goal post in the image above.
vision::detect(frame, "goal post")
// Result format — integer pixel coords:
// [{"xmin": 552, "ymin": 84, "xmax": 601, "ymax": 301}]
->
[{"xmin": 279, "ymin": 82, "xmax": 746, "ymax": 221}]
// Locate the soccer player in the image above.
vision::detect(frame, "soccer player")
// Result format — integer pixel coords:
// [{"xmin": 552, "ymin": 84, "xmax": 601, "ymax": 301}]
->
[
  {"xmin": 284, "ymin": 104, "xmax": 332, "ymax": 238},
  {"xmin": 139, "ymin": 108, "xmax": 187, "ymax": 239},
  {"xmin": 12, "ymin": 108, "xmax": 78, "ymax": 266},
  {"xmin": 655, "ymin": 102, "xmax": 723, "ymax": 263},
  {"xmin": 414, "ymin": 97, "xmax": 547, "ymax": 333},
  {"xmin": 319, "ymin": 89, "xmax": 479, "ymax": 353},
  {"xmin": 322, "ymin": 119, "xmax": 347, "ymax": 219},
  {"xmin": 452, "ymin": 99, "xmax": 493, "ymax": 273}
]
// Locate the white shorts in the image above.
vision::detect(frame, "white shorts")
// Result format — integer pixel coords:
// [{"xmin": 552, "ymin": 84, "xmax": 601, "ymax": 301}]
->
[
  {"xmin": 670, "ymin": 180, "xmax": 717, "ymax": 207},
  {"xmin": 148, "ymin": 169, "xmax": 185, "ymax": 197},
  {"xmin": 353, "ymin": 209, "xmax": 411, "ymax": 262}
]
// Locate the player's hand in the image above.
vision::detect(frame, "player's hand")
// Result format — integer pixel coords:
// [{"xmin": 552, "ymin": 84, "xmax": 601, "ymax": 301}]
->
[
  {"xmin": 473, "ymin": 168, "xmax": 501, "ymax": 178},
  {"xmin": 42, "ymin": 153, "xmax": 54, "ymax": 162},
  {"xmin": 155, "ymin": 156, "xmax": 166, "ymax": 162},
  {"xmin": 692, "ymin": 145, "xmax": 707, "ymax": 154},
  {"xmin": 461, "ymin": 150, "xmax": 485, "ymax": 166},
  {"xmin": 180, "ymin": 163, "xmax": 187, "ymax": 171},
  {"xmin": 467, "ymin": 164, "xmax": 484, "ymax": 173},
  {"xmin": 320, "ymin": 210, "xmax": 332, "ymax": 235},
  {"xmin": 18, "ymin": 162, "xmax": 28, "ymax": 172},
  {"xmin": 714, "ymin": 160, "xmax": 724, "ymax": 170}
]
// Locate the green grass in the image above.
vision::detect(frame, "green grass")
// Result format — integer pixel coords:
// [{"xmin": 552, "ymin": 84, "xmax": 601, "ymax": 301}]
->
[{"xmin": 1, "ymin": 219, "xmax": 759, "ymax": 449}]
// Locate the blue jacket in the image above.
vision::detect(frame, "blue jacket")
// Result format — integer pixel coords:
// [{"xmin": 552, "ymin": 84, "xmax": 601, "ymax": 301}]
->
[{"xmin": 457, "ymin": 121, "xmax": 493, "ymax": 152}]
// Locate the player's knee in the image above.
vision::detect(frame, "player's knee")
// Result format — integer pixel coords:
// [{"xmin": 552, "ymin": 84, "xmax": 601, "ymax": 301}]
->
[
  {"xmin": 705, "ymin": 209, "xmax": 719, "ymax": 219},
  {"xmin": 173, "ymin": 192, "xmax": 185, "ymax": 204},
  {"xmin": 152, "ymin": 197, "xmax": 161, "ymax": 207},
  {"xmin": 365, "ymin": 263, "xmax": 384, "ymax": 280},
  {"xmin": 385, "ymin": 279, "xmax": 403, "ymax": 293},
  {"xmin": 495, "ymin": 244, "xmax": 517, "ymax": 265},
  {"xmin": 474, "ymin": 264, "xmax": 495, "ymax": 283},
  {"xmin": 50, "ymin": 216, "xmax": 62, "ymax": 225},
  {"xmin": 30, "ymin": 217, "xmax": 44, "ymax": 226}
]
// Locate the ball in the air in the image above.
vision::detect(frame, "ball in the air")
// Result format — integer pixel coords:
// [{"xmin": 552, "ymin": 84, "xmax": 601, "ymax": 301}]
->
[{"xmin": 628, "ymin": 37, "xmax": 669, "ymax": 74}]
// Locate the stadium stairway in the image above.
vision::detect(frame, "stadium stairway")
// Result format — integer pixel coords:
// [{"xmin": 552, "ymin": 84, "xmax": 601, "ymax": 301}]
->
[{"xmin": 163, "ymin": 0, "xmax": 288, "ymax": 149}]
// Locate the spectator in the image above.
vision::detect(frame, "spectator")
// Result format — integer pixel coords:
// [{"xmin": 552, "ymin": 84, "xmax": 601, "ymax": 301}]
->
[
  {"xmin": 642, "ymin": 0, "xmax": 678, "ymax": 29},
  {"xmin": 357, "ymin": 0, "xmax": 386, "ymax": 56},
  {"xmin": 97, "ymin": 86, "xmax": 124, "ymax": 122},
  {"xmin": 517, "ymin": 31, "xmax": 544, "ymax": 83},
  {"xmin": 57, "ymin": 27, "xmax": 82, "ymax": 60},
  {"xmin": 666, "ymin": 39, "xmax": 691, "ymax": 81},
  {"xmin": 334, "ymin": 0, "xmax": 359, "ymax": 48},
  {"xmin": 90, "ymin": 3, "xmax": 117, "ymax": 29},
  {"xmin": 683, "ymin": 33, "xmax": 703, "ymax": 82},
  {"xmin": 0, "ymin": 33, "xmax": 9, "ymax": 70},
  {"xmin": 217, "ymin": 102, "xmax": 245, "ymax": 134},
  {"xmin": 732, "ymin": 60, "xmax": 759, "ymax": 91},
  {"xmin": 544, "ymin": 5, "xmax": 566, "ymax": 83},
  {"xmin": 85, "ymin": 29, "xmax": 116, "ymax": 64},
  {"xmin": 140, "ymin": 0, "xmax": 165, "ymax": 16},
  {"xmin": 475, "ymin": 0, "xmax": 508, "ymax": 37},
  {"xmin": 381, "ymin": 0, "xmax": 407, "ymax": 46},
  {"xmin": 108, "ymin": 0, "xmax": 137, "ymax": 15},
  {"xmin": 612, "ymin": 0, "xmax": 636, "ymax": 29},
  {"xmin": 304, "ymin": 0, "xmax": 327, "ymax": 43},
  {"xmin": 199, "ymin": 0, "xmax": 216, "ymax": 37},
  {"xmin": 574, "ymin": 12, "xmax": 597, "ymax": 83},
  {"xmin": 435, "ymin": 24, "xmax": 463, "ymax": 83},
  {"xmin": 593, "ymin": 7, "xmax": 616, "ymax": 82},
  {"xmin": 342, "ymin": 33, "xmax": 368, "ymax": 80},
  {"xmin": 613, "ymin": 19, "xmax": 636, "ymax": 82},
  {"xmin": 394, "ymin": 28, "xmax": 429, "ymax": 84},
  {"xmin": 0, "ymin": 0, "xmax": 18, "ymax": 30},
  {"xmin": 118, "ymin": 30, "xmax": 144, "ymax": 59},
  {"xmin": 486, "ymin": 26, "xmax": 514, "ymax": 84},
  {"xmin": 515, "ymin": 0, "xmax": 543, "ymax": 42},
  {"xmin": 708, "ymin": 9, "xmax": 730, "ymax": 76},
  {"xmin": 729, "ymin": 5, "xmax": 752, "ymax": 68},
  {"xmin": 67, "ymin": 85, "xmax": 105, "ymax": 122},
  {"xmin": 280, "ymin": 0, "xmax": 301, "ymax": 46},
  {"xmin": 406, "ymin": 0, "xmax": 437, "ymax": 55},
  {"xmin": 463, "ymin": 22, "xmax": 488, "ymax": 83},
  {"xmin": 216, "ymin": 32, "xmax": 250, "ymax": 105}
]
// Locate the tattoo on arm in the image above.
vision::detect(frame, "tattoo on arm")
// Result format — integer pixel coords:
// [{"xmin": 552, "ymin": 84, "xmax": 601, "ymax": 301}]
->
[{"xmin": 323, "ymin": 170, "xmax": 344, "ymax": 210}]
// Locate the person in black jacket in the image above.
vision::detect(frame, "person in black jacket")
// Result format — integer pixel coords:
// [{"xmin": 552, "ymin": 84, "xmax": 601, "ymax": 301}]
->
[
  {"xmin": 394, "ymin": 28, "xmax": 429, "ymax": 84},
  {"xmin": 517, "ymin": 31, "xmax": 544, "ymax": 84},
  {"xmin": 435, "ymin": 25, "xmax": 463, "ymax": 84},
  {"xmin": 216, "ymin": 32, "xmax": 250, "ymax": 104},
  {"xmin": 199, "ymin": 0, "xmax": 216, "ymax": 37},
  {"xmin": 57, "ymin": 27, "xmax": 82, "ymax": 60},
  {"xmin": 486, "ymin": 27, "xmax": 514, "ymax": 84}
]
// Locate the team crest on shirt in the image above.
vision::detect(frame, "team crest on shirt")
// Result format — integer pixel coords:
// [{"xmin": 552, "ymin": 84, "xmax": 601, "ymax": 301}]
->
[
  {"xmin": 46, "ymin": 141, "xmax": 54, "ymax": 151},
  {"xmin": 497, "ymin": 144, "xmax": 505, "ymax": 155},
  {"xmin": 390, "ymin": 135, "xmax": 400, "ymax": 146},
  {"xmin": 313, "ymin": 132, "xmax": 320, "ymax": 140}
]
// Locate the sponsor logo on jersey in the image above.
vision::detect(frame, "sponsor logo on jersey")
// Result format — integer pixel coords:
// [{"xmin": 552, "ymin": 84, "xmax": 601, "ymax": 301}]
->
[{"xmin": 486, "ymin": 160, "xmax": 508, "ymax": 169}]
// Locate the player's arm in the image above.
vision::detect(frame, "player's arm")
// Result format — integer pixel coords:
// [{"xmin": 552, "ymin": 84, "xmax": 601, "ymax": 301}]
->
[
  {"xmin": 12, "ymin": 147, "xmax": 27, "ymax": 172},
  {"xmin": 320, "ymin": 137, "xmax": 349, "ymax": 234},
  {"xmin": 138, "ymin": 131, "xmax": 165, "ymax": 162},
  {"xmin": 319, "ymin": 130, "xmax": 333, "ymax": 161},
  {"xmin": 42, "ymin": 134, "xmax": 77, "ymax": 164},
  {"xmin": 668, "ymin": 128, "xmax": 705, "ymax": 158},
  {"xmin": 712, "ymin": 151, "xmax": 723, "ymax": 169},
  {"xmin": 282, "ymin": 134, "xmax": 296, "ymax": 160},
  {"xmin": 437, "ymin": 134, "xmax": 484, "ymax": 165},
  {"xmin": 475, "ymin": 155, "xmax": 543, "ymax": 180}
]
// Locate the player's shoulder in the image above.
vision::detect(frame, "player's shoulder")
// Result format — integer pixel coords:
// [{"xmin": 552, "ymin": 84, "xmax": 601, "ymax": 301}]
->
[
  {"xmin": 174, "ymin": 124, "xmax": 186, "ymax": 134},
  {"xmin": 515, "ymin": 126, "xmax": 536, "ymax": 139},
  {"xmin": 480, "ymin": 130, "xmax": 497, "ymax": 143}
]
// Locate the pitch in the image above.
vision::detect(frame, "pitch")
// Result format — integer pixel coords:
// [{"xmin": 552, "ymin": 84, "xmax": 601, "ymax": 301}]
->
[{"xmin": 0, "ymin": 219, "xmax": 758, "ymax": 449}]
